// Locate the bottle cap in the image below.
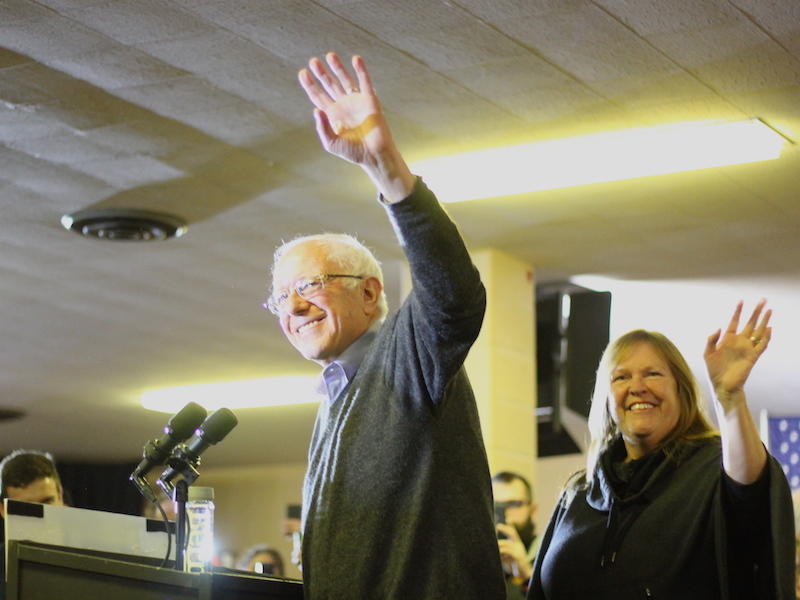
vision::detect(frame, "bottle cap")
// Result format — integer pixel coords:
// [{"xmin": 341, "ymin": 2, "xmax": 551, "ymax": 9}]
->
[{"xmin": 188, "ymin": 486, "xmax": 214, "ymax": 501}]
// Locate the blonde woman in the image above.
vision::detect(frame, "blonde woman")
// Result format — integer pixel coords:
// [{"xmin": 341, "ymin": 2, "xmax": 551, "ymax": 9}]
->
[{"xmin": 527, "ymin": 301, "xmax": 795, "ymax": 599}]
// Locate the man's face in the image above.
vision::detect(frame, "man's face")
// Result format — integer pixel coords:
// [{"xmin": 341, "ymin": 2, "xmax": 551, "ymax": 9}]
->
[
  {"xmin": 493, "ymin": 479, "xmax": 536, "ymax": 535},
  {"xmin": 1, "ymin": 476, "xmax": 63, "ymax": 517},
  {"xmin": 272, "ymin": 242, "xmax": 379, "ymax": 366}
]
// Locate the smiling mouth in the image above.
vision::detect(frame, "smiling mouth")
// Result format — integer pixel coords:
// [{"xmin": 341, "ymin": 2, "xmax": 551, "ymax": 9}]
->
[
  {"xmin": 296, "ymin": 317, "xmax": 324, "ymax": 334},
  {"xmin": 628, "ymin": 402, "xmax": 656, "ymax": 411}
]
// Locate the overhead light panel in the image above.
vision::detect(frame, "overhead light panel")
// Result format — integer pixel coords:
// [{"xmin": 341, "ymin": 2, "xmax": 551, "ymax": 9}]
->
[
  {"xmin": 410, "ymin": 119, "xmax": 789, "ymax": 203},
  {"xmin": 141, "ymin": 376, "xmax": 320, "ymax": 413}
]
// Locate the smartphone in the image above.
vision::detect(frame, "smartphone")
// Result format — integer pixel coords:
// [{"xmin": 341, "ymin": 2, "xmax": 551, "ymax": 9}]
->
[
  {"xmin": 494, "ymin": 504, "xmax": 506, "ymax": 525},
  {"xmin": 494, "ymin": 505, "xmax": 508, "ymax": 540}
]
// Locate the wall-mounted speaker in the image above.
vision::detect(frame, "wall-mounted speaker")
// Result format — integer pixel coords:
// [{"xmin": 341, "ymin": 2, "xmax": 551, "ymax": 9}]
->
[{"xmin": 536, "ymin": 283, "xmax": 611, "ymax": 456}]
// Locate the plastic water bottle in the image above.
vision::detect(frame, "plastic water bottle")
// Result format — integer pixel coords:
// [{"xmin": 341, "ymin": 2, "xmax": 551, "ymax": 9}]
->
[{"xmin": 185, "ymin": 486, "xmax": 215, "ymax": 573}]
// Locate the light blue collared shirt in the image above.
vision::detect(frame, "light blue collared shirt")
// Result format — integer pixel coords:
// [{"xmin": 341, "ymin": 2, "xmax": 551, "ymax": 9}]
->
[{"xmin": 315, "ymin": 323, "xmax": 379, "ymax": 402}]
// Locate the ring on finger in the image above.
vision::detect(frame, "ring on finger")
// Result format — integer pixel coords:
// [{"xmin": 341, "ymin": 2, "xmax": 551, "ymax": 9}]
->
[{"xmin": 750, "ymin": 336, "xmax": 760, "ymax": 345}]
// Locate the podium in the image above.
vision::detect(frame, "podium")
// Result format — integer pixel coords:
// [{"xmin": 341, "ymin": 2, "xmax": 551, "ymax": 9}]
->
[
  {"xmin": 2, "ymin": 500, "xmax": 302, "ymax": 599},
  {"xmin": 6, "ymin": 540, "xmax": 303, "ymax": 600}
]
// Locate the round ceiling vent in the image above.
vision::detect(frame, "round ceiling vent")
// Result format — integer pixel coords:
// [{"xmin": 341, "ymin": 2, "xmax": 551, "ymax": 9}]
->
[
  {"xmin": 0, "ymin": 408, "xmax": 25, "ymax": 422},
  {"xmin": 60, "ymin": 208, "xmax": 188, "ymax": 241}
]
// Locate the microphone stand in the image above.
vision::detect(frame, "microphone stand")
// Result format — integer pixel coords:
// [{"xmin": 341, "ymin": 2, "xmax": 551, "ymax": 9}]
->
[{"xmin": 174, "ymin": 480, "xmax": 189, "ymax": 572}]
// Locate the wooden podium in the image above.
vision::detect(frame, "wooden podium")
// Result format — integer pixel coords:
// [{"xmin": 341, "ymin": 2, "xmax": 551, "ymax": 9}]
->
[{"xmin": 6, "ymin": 540, "xmax": 303, "ymax": 600}]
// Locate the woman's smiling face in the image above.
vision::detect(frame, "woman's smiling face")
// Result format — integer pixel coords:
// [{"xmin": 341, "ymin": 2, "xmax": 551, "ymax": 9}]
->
[{"xmin": 608, "ymin": 341, "xmax": 682, "ymax": 459}]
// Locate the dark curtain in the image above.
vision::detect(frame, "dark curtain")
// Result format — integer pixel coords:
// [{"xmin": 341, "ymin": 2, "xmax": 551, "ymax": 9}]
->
[{"xmin": 57, "ymin": 461, "xmax": 143, "ymax": 517}]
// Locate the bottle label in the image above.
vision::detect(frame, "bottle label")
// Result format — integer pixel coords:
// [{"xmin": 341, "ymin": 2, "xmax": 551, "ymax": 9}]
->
[{"xmin": 185, "ymin": 502, "xmax": 214, "ymax": 573}]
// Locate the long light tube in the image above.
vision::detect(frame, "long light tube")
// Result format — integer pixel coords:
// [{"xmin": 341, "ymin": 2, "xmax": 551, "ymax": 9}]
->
[
  {"xmin": 141, "ymin": 376, "xmax": 320, "ymax": 413},
  {"xmin": 411, "ymin": 119, "xmax": 788, "ymax": 203}
]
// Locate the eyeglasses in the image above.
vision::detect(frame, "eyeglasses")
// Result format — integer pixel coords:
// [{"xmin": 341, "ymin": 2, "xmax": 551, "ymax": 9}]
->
[{"xmin": 264, "ymin": 274, "xmax": 363, "ymax": 315}]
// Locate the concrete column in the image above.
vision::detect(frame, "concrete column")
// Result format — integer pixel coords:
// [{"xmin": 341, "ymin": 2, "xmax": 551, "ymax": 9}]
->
[{"xmin": 466, "ymin": 248, "xmax": 537, "ymax": 482}]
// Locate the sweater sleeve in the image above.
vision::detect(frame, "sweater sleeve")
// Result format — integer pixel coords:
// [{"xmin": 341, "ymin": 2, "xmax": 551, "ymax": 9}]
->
[
  {"xmin": 382, "ymin": 177, "xmax": 486, "ymax": 406},
  {"xmin": 719, "ymin": 454, "xmax": 796, "ymax": 599}
]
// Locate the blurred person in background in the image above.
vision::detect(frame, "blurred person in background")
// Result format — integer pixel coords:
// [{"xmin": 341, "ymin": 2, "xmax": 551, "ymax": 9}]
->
[
  {"xmin": 0, "ymin": 450, "xmax": 65, "ymax": 600},
  {"xmin": 237, "ymin": 543, "xmax": 285, "ymax": 577},
  {"xmin": 492, "ymin": 471, "xmax": 539, "ymax": 599}
]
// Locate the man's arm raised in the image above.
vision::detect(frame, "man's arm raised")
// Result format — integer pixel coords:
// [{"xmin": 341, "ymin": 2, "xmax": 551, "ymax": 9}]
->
[{"xmin": 298, "ymin": 53, "xmax": 415, "ymax": 203}]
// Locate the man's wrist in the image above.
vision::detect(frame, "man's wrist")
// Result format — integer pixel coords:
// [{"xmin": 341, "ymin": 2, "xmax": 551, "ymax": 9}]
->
[{"xmin": 362, "ymin": 147, "xmax": 415, "ymax": 203}]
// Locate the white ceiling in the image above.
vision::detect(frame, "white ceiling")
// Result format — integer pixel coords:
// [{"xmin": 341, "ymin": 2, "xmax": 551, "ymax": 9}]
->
[{"xmin": 1, "ymin": 0, "xmax": 798, "ymax": 467}]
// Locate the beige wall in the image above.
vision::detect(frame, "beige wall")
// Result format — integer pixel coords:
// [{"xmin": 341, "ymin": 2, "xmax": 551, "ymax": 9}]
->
[
  {"xmin": 200, "ymin": 461, "xmax": 306, "ymax": 579},
  {"xmin": 467, "ymin": 248, "xmax": 537, "ymax": 482},
  {"xmin": 533, "ymin": 452, "xmax": 586, "ymax": 534}
]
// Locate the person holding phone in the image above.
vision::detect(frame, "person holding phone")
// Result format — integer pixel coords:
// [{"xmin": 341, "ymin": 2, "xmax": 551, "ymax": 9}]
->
[{"xmin": 493, "ymin": 472, "xmax": 539, "ymax": 599}]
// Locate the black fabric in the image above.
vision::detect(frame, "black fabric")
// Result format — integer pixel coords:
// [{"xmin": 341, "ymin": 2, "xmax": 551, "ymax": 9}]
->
[
  {"xmin": 300, "ymin": 179, "xmax": 505, "ymax": 600},
  {"xmin": 722, "ymin": 465, "xmax": 774, "ymax": 598},
  {"xmin": 527, "ymin": 438, "xmax": 795, "ymax": 600},
  {"xmin": 0, "ymin": 540, "xmax": 4, "ymax": 600},
  {"xmin": 58, "ymin": 461, "xmax": 142, "ymax": 516}
]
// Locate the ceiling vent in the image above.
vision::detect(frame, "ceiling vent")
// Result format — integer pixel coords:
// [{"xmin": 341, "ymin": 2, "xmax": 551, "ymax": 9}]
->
[
  {"xmin": 61, "ymin": 208, "xmax": 188, "ymax": 241},
  {"xmin": 0, "ymin": 408, "xmax": 24, "ymax": 422}
]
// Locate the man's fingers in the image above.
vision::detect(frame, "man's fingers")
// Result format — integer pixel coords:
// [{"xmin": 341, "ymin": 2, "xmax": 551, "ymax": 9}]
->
[
  {"xmin": 310, "ymin": 55, "xmax": 346, "ymax": 99},
  {"xmin": 326, "ymin": 52, "xmax": 358, "ymax": 94},
  {"xmin": 313, "ymin": 109, "xmax": 337, "ymax": 150},
  {"xmin": 298, "ymin": 68, "xmax": 330, "ymax": 111},
  {"xmin": 352, "ymin": 55, "xmax": 374, "ymax": 94}
]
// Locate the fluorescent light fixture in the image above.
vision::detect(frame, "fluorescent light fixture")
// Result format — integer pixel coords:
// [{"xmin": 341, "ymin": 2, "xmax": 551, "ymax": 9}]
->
[
  {"xmin": 141, "ymin": 376, "xmax": 321, "ymax": 413},
  {"xmin": 411, "ymin": 119, "xmax": 788, "ymax": 203}
]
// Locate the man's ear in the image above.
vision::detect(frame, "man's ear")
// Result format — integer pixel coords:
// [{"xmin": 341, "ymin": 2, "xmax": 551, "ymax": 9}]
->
[
  {"xmin": 0, "ymin": 500, "xmax": 5, "ymax": 518},
  {"xmin": 362, "ymin": 277, "xmax": 382, "ymax": 315}
]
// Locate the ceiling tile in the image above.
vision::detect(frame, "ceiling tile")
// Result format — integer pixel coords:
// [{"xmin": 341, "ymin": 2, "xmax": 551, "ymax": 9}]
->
[
  {"xmin": 0, "ymin": 0, "xmax": 55, "ymax": 23},
  {"xmin": 9, "ymin": 130, "xmax": 121, "ymax": 165},
  {"xmin": 48, "ymin": 46, "xmax": 188, "ymax": 89},
  {"xmin": 730, "ymin": 0, "xmax": 800, "ymax": 37},
  {"xmin": 0, "ymin": 15, "xmax": 115, "ymax": 60},
  {"xmin": 691, "ymin": 42, "xmax": 800, "ymax": 94},
  {"xmin": 59, "ymin": 0, "xmax": 215, "ymax": 46},
  {"xmin": 594, "ymin": 0, "xmax": 743, "ymax": 36},
  {"xmin": 0, "ymin": 47, "xmax": 34, "ymax": 70},
  {"xmin": 0, "ymin": 104, "xmax": 72, "ymax": 143},
  {"xmin": 138, "ymin": 30, "xmax": 280, "ymax": 74},
  {"xmin": 68, "ymin": 155, "xmax": 186, "ymax": 188}
]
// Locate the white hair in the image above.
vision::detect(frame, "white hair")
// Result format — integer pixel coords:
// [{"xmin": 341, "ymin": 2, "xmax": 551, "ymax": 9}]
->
[{"xmin": 271, "ymin": 233, "xmax": 388, "ymax": 321}]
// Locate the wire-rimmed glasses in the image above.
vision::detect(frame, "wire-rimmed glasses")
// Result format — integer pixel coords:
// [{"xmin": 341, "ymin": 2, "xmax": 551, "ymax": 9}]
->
[{"xmin": 263, "ymin": 274, "xmax": 363, "ymax": 315}]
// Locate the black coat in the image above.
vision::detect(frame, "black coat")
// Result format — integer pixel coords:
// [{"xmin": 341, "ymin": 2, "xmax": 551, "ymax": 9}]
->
[{"xmin": 527, "ymin": 438, "xmax": 795, "ymax": 600}]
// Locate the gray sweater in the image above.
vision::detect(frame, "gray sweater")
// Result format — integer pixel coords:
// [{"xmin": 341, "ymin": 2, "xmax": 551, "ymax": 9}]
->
[{"xmin": 300, "ymin": 179, "xmax": 506, "ymax": 600}]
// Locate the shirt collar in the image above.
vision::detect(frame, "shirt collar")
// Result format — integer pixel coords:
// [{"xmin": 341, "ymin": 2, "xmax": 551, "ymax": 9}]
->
[{"xmin": 315, "ymin": 321, "xmax": 380, "ymax": 400}]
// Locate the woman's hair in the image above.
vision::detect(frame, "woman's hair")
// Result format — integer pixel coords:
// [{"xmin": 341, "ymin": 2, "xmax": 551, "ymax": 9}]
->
[
  {"xmin": 272, "ymin": 233, "xmax": 388, "ymax": 321},
  {"xmin": 236, "ymin": 544, "xmax": 285, "ymax": 576},
  {"xmin": 580, "ymin": 329, "xmax": 718, "ymax": 488}
]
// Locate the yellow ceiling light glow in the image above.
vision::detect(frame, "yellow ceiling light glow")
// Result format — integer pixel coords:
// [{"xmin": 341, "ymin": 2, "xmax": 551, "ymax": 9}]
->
[
  {"xmin": 141, "ymin": 376, "xmax": 321, "ymax": 413},
  {"xmin": 410, "ymin": 119, "xmax": 788, "ymax": 203}
]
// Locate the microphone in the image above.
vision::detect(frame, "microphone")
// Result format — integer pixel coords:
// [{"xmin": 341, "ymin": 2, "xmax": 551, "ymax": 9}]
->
[
  {"xmin": 158, "ymin": 408, "xmax": 238, "ymax": 495},
  {"xmin": 130, "ymin": 402, "xmax": 208, "ymax": 501}
]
